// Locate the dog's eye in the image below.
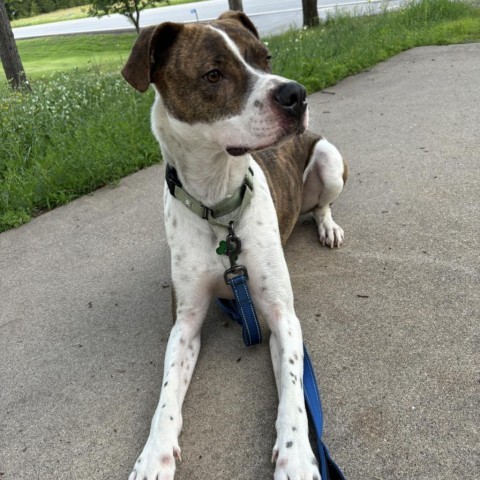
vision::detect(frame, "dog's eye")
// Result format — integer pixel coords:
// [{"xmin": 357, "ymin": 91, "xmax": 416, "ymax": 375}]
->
[
  {"xmin": 204, "ymin": 69, "xmax": 223, "ymax": 83},
  {"xmin": 265, "ymin": 55, "xmax": 273, "ymax": 72}
]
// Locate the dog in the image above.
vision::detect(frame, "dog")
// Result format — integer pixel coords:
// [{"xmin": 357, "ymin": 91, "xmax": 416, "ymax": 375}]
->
[{"xmin": 122, "ymin": 11, "xmax": 347, "ymax": 480}]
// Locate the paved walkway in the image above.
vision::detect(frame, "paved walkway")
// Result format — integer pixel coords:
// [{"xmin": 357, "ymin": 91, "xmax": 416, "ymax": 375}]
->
[{"xmin": 1, "ymin": 44, "xmax": 479, "ymax": 479}]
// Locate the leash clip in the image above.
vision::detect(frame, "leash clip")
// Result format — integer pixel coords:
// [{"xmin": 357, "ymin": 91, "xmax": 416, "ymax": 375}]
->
[
  {"xmin": 224, "ymin": 265, "xmax": 249, "ymax": 284},
  {"xmin": 226, "ymin": 221, "xmax": 242, "ymax": 267},
  {"xmin": 222, "ymin": 222, "xmax": 249, "ymax": 284}
]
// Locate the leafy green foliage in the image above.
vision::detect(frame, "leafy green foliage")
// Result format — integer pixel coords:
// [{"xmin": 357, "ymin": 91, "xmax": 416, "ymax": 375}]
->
[{"xmin": 88, "ymin": 0, "xmax": 157, "ymax": 32}]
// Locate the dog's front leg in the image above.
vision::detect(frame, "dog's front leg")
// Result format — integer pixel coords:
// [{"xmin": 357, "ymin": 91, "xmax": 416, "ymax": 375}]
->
[
  {"xmin": 129, "ymin": 292, "xmax": 209, "ymax": 480},
  {"xmin": 265, "ymin": 305, "xmax": 320, "ymax": 480}
]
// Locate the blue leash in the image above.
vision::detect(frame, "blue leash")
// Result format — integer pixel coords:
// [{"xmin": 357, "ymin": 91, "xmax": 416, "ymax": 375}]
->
[
  {"xmin": 303, "ymin": 346, "xmax": 347, "ymax": 480},
  {"xmin": 216, "ymin": 296, "xmax": 346, "ymax": 479},
  {"xmin": 218, "ymin": 282, "xmax": 262, "ymax": 346}
]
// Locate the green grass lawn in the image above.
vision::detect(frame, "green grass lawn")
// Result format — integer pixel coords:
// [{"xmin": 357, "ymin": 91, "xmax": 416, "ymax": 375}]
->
[
  {"xmin": 11, "ymin": 5, "xmax": 89, "ymax": 27},
  {"xmin": 1, "ymin": 0, "xmax": 480, "ymax": 232},
  {"xmin": 17, "ymin": 34, "xmax": 137, "ymax": 78}
]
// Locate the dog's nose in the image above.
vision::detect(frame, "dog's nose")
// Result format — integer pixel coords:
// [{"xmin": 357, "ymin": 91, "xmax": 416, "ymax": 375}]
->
[{"xmin": 273, "ymin": 81, "xmax": 307, "ymax": 119}]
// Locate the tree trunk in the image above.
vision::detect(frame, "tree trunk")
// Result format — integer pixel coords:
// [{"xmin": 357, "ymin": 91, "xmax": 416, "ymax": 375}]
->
[
  {"xmin": 228, "ymin": 0, "xmax": 243, "ymax": 12},
  {"xmin": 133, "ymin": 2, "xmax": 141, "ymax": 34},
  {"xmin": 126, "ymin": 10, "xmax": 140, "ymax": 34},
  {"xmin": 0, "ymin": 0, "xmax": 31, "ymax": 91},
  {"xmin": 302, "ymin": 0, "xmax": 319, "ymax": 27}
]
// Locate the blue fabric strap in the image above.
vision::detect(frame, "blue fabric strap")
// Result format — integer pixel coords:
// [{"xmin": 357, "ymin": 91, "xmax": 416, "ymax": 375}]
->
[
  {"xmin": 226, "ymin": 275, "xmax": 262, "ymax": 346},
  {"xmin": 303, "ymin": 346, "xmax": 347, "ymax": 480},
  {"xmin": 216, "ymin": 297, "xmax": 346, "ymax": 479}
]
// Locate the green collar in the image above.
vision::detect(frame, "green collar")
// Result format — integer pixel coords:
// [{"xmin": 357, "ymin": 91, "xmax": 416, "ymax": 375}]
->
[{"xmin": 165, "ymin": 164, "xmax": 254, "ymax": 227}]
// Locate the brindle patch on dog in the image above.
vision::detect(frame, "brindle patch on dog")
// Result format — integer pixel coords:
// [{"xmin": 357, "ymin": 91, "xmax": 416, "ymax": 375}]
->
[{"xmin": 254, "ymin": 131, "xmax": 321, "ymax": 244}]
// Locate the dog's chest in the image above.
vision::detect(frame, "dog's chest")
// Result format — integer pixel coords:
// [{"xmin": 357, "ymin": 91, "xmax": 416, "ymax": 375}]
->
[{"xmin": 164, "ymin": 162, "xmax": 288, "ymax": 298}]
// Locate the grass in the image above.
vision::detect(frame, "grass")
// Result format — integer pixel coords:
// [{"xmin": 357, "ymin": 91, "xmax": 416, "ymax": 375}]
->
[
  {"xmin": 1, "ymin": 0, "xmax": 480, "ymax": 232},
  {"xmin": 10, "ymin": 1, "xmax": 206, "ymax": 28},
  {"xmin": 0, "ymin": 74, "xmax": 158, "ymax": 230},
  {"xmin": 268, "ymin": 0, "xmax": 480, "ymax": 93},
  {"xmin": 11, "ymin": 6, "xmax": 88, "ymax": 28},
  {"xmin": 17, "ymin": 34, "xmax": 137, "ymax": 78}
]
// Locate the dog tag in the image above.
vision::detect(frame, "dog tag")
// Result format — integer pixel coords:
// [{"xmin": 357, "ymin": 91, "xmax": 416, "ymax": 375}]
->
[{"xmin": 216, "ymin": 240, "xmax": 228, "ymax": 256}]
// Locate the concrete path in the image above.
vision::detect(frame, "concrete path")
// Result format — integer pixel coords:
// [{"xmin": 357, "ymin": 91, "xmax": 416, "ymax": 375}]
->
[{"xmin": 1, "ymin": 44, "xmax": 479, "ymax": 480}]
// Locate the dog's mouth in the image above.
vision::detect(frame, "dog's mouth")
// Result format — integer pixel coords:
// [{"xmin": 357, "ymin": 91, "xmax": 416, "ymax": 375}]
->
[
  {"xmin": 226, "ymin": 147, "xmax": 250, "ymax": 157},
  {"xmin": 226, "ymin": 121, "xmax": 306, "ymax": 157}
]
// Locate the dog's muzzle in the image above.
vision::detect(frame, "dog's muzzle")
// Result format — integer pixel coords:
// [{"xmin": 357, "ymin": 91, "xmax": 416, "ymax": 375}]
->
[
  {"xmin": 226, "ymin": 81, "xmax": 308, "ymax": 157},
  {"xmin": 273, "ymin": 81, "xmax": 308, "ymax": 121}
]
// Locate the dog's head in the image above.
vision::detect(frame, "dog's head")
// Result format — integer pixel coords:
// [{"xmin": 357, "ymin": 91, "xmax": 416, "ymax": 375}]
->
[{"xmin": 122, "ymin": 11, "xmax": 308, "ymax": 156}]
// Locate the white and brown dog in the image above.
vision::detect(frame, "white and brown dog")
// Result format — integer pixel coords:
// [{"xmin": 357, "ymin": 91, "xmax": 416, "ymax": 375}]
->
[{"xmin": 122, "ymin": 11, "xmax": 347, "ymax": 480}]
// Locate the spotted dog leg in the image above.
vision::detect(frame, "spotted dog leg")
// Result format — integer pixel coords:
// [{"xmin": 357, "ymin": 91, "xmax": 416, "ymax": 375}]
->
[{"xmin": 129, "ymin": 293, "xmax": 210, "ymax": 480}]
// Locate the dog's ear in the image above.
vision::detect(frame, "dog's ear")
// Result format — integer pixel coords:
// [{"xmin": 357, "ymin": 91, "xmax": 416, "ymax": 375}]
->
[
  {"xmin": 121, "ymin": 23, "xmax": 183, "ymax": 92},
  {"xmin": 218, "ymin": 11, "xmax": 259, "ymax": 39}
]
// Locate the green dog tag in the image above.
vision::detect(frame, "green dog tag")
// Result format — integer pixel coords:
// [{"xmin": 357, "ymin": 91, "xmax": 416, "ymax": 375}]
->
[{"xmin": 216, "ymin": 240, "xmax": 228, "ymax": 255}]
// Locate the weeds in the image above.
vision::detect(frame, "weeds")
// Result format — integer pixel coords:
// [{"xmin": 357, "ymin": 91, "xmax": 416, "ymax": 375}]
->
[{"xmin": 0, "ymin": 72, "xmax": 157, "ymax": 231}]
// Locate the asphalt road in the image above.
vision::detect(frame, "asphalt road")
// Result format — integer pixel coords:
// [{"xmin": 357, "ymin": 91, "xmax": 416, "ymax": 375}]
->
[{"xmin": 13, "ymin": 0, "xmax": 400, "ymax": 39}]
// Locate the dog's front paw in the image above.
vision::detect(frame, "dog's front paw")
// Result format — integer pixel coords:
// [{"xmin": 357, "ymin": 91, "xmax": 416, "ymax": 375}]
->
[
  {"xmin": 318, "ymin": 218, "xmax": 344, "ymax": 248},
  {"xmin": 271, "ymin": 437, "xmax": 321, "ymax": 480},
  {"xmin": 129, "ymin": 439, "xmax": 181, "ymax": 480}
]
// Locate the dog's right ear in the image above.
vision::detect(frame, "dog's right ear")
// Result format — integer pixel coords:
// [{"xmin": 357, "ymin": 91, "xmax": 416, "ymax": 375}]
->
[
  {"xmin": 121, "ymin": 23, "xmax": 183, "ymax": 93},
  {"xmin": 218, "ymin": 11, "xmax": 259, "ymax": 39}
]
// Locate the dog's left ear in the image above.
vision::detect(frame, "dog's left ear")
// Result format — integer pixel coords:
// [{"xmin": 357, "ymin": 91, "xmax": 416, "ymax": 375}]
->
[
  {"xmin": 218, "ymin": 11, "xmax": 260, "ymax": 39},
  {"xmin": 121, "ymin": 23, "xmax": 183, "ymax": 92}
]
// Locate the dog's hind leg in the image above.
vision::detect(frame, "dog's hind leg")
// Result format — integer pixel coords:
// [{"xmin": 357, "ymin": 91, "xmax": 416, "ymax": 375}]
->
[
  {"xmin": 129, "ymin": 290, "xmax": 210, "ymax": 480},
  {"xmin": 301, "ymin": 138, "xmax": 347, "ymax": 248}
]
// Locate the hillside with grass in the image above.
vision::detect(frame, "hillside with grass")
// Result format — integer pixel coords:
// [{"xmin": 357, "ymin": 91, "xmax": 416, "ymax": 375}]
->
[{"xmin": 6, "ymin": 0, "xmax": 87, "ymax": 21}]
